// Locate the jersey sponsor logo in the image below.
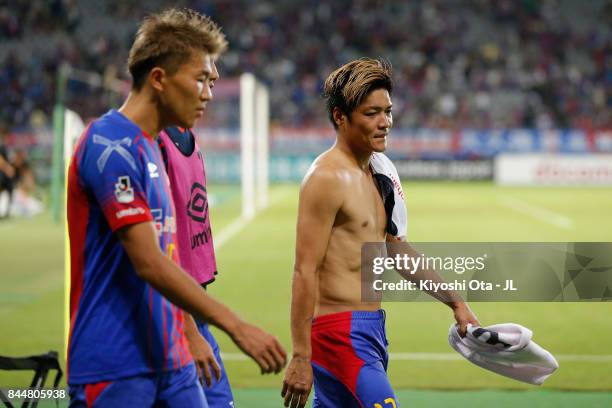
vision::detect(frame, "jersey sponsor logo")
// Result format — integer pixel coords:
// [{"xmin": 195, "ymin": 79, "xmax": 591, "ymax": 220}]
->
[
  {"xmin": 115, "ymin": 207, "xmax": 145, "ymax": 219},
  {"xmin": 186, "ymin": 182, "xmax": 209, "ymax": 224},
  {"xmin": 152, "ymin": 209, "xmax": 162, "ymax": 230},
  {"xmin": 93, "ymin": 134, "xmax": 136, "ymax": 173},
  {"xmin": 114, "ymin": 176, "xmax": 134, "ymax": 203},
  {"xmin": 151, "ymin": 208, "xmax": 177, "ymax": 235},
  {"xmin": 191, "ymin": 225, "xmax": 212, "ymax": 250},
  {"xmin": 148, "ymin": 162, "xmax": 159, "ymax": 178}
]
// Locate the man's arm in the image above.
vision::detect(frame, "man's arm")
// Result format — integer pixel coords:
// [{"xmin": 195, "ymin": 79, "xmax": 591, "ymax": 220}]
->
[
  {"xmin": 183, "ymin": 312, "xmax": 221, "ymax": 386},
  {"xmin": 117, "ymin": 221, "xmax": 287, "ymax": 373},
  {"xmin": 282, "ymin": 166, "xmax": 344, "ymax": 408},
  {"xmin": 386, "ymin": 238, "xmax": 479, "ymax": 335}
]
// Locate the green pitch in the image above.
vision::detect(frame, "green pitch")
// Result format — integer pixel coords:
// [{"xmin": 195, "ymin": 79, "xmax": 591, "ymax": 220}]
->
[
  {"xmin": 1, "ymin": 182, "xmax": 611, "ymax": 406},
  {"xmin": 208, "ymin": 182, "xmax": 612, "ymax": 391}
]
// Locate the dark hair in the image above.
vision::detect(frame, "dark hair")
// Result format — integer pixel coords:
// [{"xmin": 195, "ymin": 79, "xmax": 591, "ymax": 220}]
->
[
  {"xmin": 128, "ymin": 8, "xmax": 227, "ymax": 90},
  {"xmin": 323, "ymin": 58, "xmax": 393, "ymax": 129}
]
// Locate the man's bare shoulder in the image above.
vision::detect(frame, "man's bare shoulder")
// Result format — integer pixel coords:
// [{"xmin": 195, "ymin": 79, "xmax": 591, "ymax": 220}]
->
[
  {"xmin": 297, "ymin": 149, "xmax": 356, "ymax": 213},
  {"xmin": 302, "ymin": 149, "xmax": 354, "ymax": 191}
]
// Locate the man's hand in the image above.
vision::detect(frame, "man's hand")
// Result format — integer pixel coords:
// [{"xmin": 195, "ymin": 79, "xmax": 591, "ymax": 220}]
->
[
  {"xmin": 281, "ymin": 357, "xmax": 312, "ymax": 408},
  {"xmin": 230, "ymin": 321, "xmax": 287, "ymax": 374},
  {"xmin": 186, "ymin": 329, "xmax": 221, "ymax": 387},
  {"xmin": 452, "ymin": 302, "xmax": 480, "ymax": 337}
]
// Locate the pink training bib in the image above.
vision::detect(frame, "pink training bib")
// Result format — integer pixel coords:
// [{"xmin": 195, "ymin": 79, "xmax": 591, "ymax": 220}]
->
[{"xmin": 159, "ymin": 129, "xmax": 217, "ymax": 285}]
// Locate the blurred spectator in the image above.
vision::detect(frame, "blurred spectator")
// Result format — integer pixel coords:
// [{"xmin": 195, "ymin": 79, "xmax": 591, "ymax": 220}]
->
[
  {"xmin": 0, "ymin": 0, "xmax": 610, "ymax": 129},
  {"xmin": 9, "ymin": 149, "xmax": 43, "ymax": 217}
]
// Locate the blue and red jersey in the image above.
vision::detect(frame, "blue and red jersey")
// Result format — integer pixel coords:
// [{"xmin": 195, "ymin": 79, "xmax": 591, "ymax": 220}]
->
[{"xmin": 66, "ymin": 109, "xmax": 192, "ymax": 385}]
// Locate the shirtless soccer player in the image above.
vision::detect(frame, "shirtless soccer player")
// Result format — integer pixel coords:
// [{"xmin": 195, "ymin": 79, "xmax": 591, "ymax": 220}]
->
[
  {"xmin": 281, "ymin": 58, "xmax": 479, "ymax": 408},
  {"xmin": 67, "ymin": 9, "xmax": 285, "ymax": 407}
]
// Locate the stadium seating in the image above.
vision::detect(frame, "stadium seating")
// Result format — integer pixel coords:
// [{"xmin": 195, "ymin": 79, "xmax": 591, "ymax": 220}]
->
[{"xmin": 0, "ymin": 0, "xmax": 610, "ymax": 130}]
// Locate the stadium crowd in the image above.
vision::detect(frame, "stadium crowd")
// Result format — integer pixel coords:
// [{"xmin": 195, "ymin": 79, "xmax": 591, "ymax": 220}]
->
[{"xmin": 0, "ymin": 0, "xmax": 610, "ymax": 131}]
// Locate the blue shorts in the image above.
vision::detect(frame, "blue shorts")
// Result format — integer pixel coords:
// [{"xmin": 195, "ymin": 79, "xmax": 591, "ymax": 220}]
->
[
  {"xmin": 311, "ymin": 310, "xmax": 399, "ymax": 408},
  {"xmin": 196, "ymin": 321, "xmax": 234, "ymax": 407},
  {"xmin": 68, "ymin": 363, "xmax": 206, "ymax": 407}
]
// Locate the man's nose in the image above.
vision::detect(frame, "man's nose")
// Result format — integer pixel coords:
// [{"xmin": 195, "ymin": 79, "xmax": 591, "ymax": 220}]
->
[
  {"xmin": 379, "ymin": 114, "xmax": 392, "ymax": 129},
  {"xmin": 200, "ymin": 87, "xmax": 212, "ymax": 101}
]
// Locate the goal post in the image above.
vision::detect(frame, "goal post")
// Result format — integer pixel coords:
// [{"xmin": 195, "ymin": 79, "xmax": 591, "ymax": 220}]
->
[{"xmin": 240, "ymin": 73, "xmax": 269, "ymax": 219}]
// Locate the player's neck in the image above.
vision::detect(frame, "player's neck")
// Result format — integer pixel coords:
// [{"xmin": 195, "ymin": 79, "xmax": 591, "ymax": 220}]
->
[
  {"xmin": 335, "ymin": 138, "xmax": 372, "ymax": 171},
  {"xmin": 119, "ymin": 91, "xmax": 163, "ymax": 139}
]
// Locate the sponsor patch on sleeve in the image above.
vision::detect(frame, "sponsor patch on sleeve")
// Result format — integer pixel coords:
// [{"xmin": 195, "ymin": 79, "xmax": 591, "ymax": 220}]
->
[
  {"xmin": 114, "ymin": 176, "xmax": 134, "ymax": 203},
  {"xmin": 115, "ymin": 207, "xmax": 145, "ymax": 219}
]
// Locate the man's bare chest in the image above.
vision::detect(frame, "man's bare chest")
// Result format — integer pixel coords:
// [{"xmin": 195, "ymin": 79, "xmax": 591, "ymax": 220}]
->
[{"xmin": 336, "ymin": 177, "xmax": 387, "ymax": 237}]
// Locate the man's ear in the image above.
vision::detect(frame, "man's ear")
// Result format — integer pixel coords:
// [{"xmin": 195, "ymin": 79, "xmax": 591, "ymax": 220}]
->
[
  {"xmin": 149, "ymin": 67, "xmax": 166, "ymax": 92},
  {"xmin": 332, "ymin": 107, "xmax": 346, "ymax": 128}
]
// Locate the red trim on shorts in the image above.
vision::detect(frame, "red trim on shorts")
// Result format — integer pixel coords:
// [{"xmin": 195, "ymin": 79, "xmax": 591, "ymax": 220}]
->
[
  {"xmin": 311, "ymin": 311, "xmax": 365, "ymax": 406},
  {"xmin": 85, "ymin": 381, "xmax": 111, "ymax": 407}
]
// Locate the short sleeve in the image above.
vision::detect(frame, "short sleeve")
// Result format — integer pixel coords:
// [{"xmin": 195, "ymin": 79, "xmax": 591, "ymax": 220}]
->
[{"xmin": 79, "ymin": 128, "xmax": 153, "ymax": 231}]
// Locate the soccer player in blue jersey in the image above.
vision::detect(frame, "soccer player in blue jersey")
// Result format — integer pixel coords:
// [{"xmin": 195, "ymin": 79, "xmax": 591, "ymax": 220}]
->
[{"xmin": 66, "ymin": 9, "xmax": 286, "ymax": 407}]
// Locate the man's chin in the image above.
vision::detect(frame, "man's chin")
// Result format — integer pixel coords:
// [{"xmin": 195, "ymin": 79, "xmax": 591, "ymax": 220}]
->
[{"xmin": 372, "ymin": 143, "xmax": 387, "ymax": 153}]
